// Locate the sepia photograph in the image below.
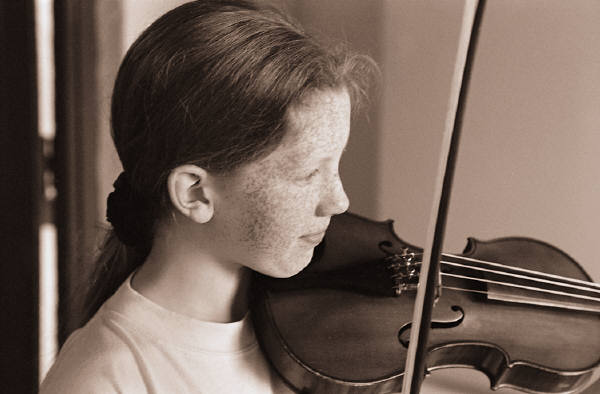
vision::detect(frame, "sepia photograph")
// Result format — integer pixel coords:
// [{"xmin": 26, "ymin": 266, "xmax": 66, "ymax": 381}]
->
[{"xmin": 1, "ymin": 1, "xmax": 599, "ymax": 393}]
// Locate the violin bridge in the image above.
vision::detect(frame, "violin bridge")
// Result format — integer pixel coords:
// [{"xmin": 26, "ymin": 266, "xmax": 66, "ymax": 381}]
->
[{"xmin": 384, "ymin": 248, "xmax": 420, "ymax": 296}]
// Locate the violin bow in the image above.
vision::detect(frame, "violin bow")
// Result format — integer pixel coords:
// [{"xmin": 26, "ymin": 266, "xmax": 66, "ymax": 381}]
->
[{"xmin": 401, "ymin": 1, "xmax": 487, "ymax": 393}]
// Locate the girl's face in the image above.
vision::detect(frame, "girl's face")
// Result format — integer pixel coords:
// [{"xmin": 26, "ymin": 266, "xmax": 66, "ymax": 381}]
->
[{"xmin": 211, "ymin": 88, "xmax": 351, "ymax": 278}]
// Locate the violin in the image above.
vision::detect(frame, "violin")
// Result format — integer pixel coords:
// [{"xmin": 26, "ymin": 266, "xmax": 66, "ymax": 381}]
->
[{"xmin": 251, "ymin": 211, "xmax": 600, "ymax": 393}]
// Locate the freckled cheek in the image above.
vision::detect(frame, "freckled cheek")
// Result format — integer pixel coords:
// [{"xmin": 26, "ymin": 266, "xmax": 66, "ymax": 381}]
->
[{"xmin": 242, "ymin": 185, "xmax": 315, "ymax": 252}]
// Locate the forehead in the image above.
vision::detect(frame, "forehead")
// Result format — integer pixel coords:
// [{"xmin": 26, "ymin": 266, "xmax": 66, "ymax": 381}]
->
[
  {"xmin": 283, "ymin": 88, "xmax": 350, "ymax": 148},
  {"xmin": 226, "ymin": 88, "xmax": 351, "ymax": 190},
  {"xmin": 270, "ymin": 88, "xmax": 351, "ymax": 165}
]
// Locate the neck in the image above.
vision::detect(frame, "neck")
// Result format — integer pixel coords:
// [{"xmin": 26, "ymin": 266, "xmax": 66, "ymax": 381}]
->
[{"xmin": 131, "ymin": 232, "xmax": 252, "ymax": 323}]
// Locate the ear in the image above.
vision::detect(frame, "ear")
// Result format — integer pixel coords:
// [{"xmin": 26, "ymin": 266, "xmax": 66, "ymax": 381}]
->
[{"xmin": 167, "ymin": 164, "xmax": 214, "ymax": 224}]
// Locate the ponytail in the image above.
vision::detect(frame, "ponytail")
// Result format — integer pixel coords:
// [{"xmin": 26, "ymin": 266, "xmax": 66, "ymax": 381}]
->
[
  {"xmin": 83, "ymin": 230, "xmax": 147, "ymax": 323},
  {"xmin": 83, "ymin": 170, "xmax": 153, "ymax": 324}
]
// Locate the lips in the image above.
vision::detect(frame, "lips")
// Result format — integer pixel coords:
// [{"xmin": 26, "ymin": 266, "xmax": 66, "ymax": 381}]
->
[{"xmin": 300, "ymin": 231, "xmax": 326, "ymax": 244}]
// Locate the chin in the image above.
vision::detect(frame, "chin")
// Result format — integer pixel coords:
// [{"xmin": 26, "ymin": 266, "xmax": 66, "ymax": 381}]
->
[{"xmin": 262, "ymin": 249, "xmax": 314, "ymax": 279}]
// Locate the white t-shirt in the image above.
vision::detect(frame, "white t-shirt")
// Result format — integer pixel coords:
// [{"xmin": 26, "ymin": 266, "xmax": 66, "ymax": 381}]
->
[{"xmin": 40, "ymin": 274, "xmax": 293, "ymax": 393}]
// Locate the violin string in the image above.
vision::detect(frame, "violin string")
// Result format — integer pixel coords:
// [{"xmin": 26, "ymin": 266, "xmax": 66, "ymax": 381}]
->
[
  {"xmin": 440, "ymin": 272, "xmax": 600, "ymax": 303},
  {"xmin": 442, "ymin": 252, "xmax": 600, "ymax": 289},
  {"xmin": 440, "ymin": 260, "xmax": 600, "ymax": 295},
  {"xmin": 408, "ymin": 252, "xmax": 600, "ymax": 290},
  {"xmin": 441, "ymin": 286, "xmax": 600, "ymax": 313},
  {"xmin": 411, "ymin": 260, "xmax": 600, "ymax": 304},
  {"xmin": 400, "ymin": 251, "xmax": 600, "ymax": 305}
]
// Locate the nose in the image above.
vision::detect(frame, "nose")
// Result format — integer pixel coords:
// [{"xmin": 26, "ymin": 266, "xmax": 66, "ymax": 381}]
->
[{"xmin": 316, "ymin": 174, "xmax": 350, "ymax": 217}]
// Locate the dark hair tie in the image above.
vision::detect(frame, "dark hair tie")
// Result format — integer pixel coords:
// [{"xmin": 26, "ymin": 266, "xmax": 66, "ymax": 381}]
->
[{"xmin": 106, "ymin": 172, "xmax": 151, "ymax": 249}]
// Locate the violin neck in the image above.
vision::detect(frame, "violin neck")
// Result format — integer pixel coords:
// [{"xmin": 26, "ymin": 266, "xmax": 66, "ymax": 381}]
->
[{"xmin": 486, "ymin": 282, "xmax": 600, "ymax": 313}]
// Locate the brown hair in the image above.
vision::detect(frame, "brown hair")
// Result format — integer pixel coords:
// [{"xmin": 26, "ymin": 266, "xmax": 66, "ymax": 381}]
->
[{"xmin": 85, "ymin": 0, "xmax": 376, "ymax": 324}]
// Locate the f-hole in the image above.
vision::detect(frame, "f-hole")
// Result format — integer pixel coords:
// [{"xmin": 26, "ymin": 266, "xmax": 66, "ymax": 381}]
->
[{"xmin": 398, "ymin": 305, "xmax": 465, "ymax": 348}]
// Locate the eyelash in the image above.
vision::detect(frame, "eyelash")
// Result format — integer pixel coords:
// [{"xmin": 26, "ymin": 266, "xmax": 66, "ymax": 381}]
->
[{"xmin": 305, "ymin": 169, "xmax": 320, "ymax": 180}]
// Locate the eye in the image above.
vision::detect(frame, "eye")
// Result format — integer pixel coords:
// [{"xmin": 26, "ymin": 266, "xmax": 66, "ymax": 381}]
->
[
  {"xmin": 305, "ymin": 169, "xmax": 320, "ymax": 180},
  {"xmin": 294, "ymin": 168, "xmax": 320, "ymax": 184}
]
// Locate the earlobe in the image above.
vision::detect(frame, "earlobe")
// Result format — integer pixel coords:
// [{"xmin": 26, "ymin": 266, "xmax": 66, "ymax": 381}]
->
[{"xmin": 167, "ymin": 165, "xmax": 214, "ymax": 223}]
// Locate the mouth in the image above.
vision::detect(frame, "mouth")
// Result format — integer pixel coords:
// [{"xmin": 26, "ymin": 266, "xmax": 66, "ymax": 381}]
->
[{"xmin": 300, "ymin": 230, "xmax": 327, "ymax": 245}]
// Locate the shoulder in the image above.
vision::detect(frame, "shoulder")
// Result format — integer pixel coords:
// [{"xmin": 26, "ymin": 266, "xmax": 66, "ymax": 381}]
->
[{"xmin": 40, "ymin": 312, "xmax": 146, "ymax": 394}]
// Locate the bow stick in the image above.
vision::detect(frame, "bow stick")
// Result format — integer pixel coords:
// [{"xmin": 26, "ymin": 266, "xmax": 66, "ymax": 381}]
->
[{"xmin": 401, "ymin": 1, "xmax": 487, "ymax": 392}]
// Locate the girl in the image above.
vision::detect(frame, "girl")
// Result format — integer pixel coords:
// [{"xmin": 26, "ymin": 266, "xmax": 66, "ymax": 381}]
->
[{"xmin": 41, "ymin": 1, "xmax": 374, "ymax": 392}]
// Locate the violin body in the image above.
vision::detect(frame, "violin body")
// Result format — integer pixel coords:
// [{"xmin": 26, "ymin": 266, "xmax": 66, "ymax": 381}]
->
[{"xmin": 251, "ymin": 212, "xmax": 600, "ymax": 393}]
